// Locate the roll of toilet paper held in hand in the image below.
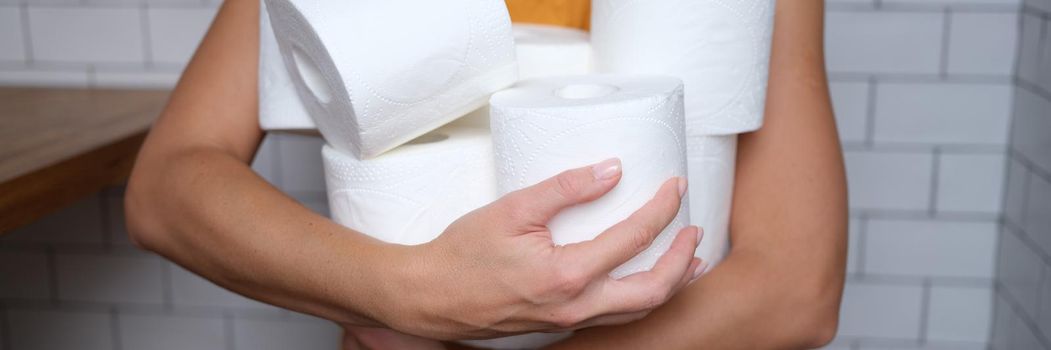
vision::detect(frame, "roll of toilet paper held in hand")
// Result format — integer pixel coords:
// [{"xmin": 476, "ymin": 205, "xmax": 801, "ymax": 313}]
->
[
  {"xmin": 490, "ymin": 74, "xmax": 690, "ymax": 279},
  {"xmin": 324, "ymin": 126, "xmax": 569, "ymax": 350},
  {"xmin": 449, "ymin": 24, "xmax": 592, "ymax": 129},
  {"xmin": 687, "ymin": 135, "xmax": 738, "ymax": 268},
  {"xmin": 266, "ymin": 0, "xmax": 518, "ymax": 159},
  {"xmin": 591, "ymin": 0, "xmax": 776, "ymax": 136},
  {"xmin": 322, "ymin": 126, "xmax": 498, "ymax": 245},
  {"xmin": 258, "ymin": 0, "xmax": 314, "ymax": 131}
]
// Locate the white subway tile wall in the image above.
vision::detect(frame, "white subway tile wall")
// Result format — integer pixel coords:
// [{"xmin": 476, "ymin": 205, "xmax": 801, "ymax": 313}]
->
[
  {"xmin": 0, "ymin": 3, "xmax": 219, "ymax": 88},
  {"xmin": 936, "ymin": 152, "xmax": 1006, "ymax": 213},
  {"xmin": 991, "ymin": 0, "xmax": 1051, "ymax": 348},
  {"xmin": 0, "ymin": 1, "xmax": 1045, "ymax": 350},
  {"xmin": 118, "ymin": 314, "xmax": 226, "ymax": 350},
  {"xmin": 28, "ymin": 8, "xmax": 145, "ymax": 64},
  {"xmin": 0, "ymin": 8, "xmax": 25, "ymax": 62},
  {"xmin": 926, "ymin": 285, "xmax": 993, "ymax": 343},
  {"xmin": 824, "ymin": 0, "xmax": 1034, "ymax": 348},
  {"xmin": 837, "ymin": 282, "xmax": 925, "ymax": 339},
  {"xmin": 7, "ymin": 310, "xmax": 115, "ymax": 350}
]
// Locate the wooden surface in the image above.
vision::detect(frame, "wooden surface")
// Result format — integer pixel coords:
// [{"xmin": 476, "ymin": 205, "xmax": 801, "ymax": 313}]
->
[
  {"xmin": 0, "ymin": 88, "xmax": 170, "ymax": 234},
  {"xmin": 507, "ymin": 0, "xmax": 591, "ymax": 30}
]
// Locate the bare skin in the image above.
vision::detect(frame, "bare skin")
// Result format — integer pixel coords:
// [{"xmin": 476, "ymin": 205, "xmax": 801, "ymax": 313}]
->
[
  {"xmin": 351, "ymin": 1, "xmax": 848, "ymax": 349},
  {"xmin": 125, "ymin": 0, "xmax": 707, "ymax": 341}
]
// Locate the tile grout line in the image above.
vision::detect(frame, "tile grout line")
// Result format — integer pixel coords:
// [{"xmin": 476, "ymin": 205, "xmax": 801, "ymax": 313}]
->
[
  {"xmin": 19, "ymin": 4, "xmax": 33, "ymax": 64},
  {"xmin": 224, "ymin": 311, "xmax": 236, "ymax": 350},
  {"xmin": 1033, "ymin": 265, "xmax": 1049, "ymax": 341},
  {"xmin": 929, "ymin": 146, "xmax": 942, "ymax": 217},
  {"xmin": 997, "ymin": 283, "xmax": 1051, "ymax": 348},
  {"xmin": 161, "ymin": 261, "xmax": 174, "ymax": 312},
  {"xmin": 1018, "ymin": 154, "xmax": 1032, "ymax": 231},
  {"xmin": 940, "ymin": 7, "xmax": 953, "ymax": 79},
  {"xmin": 864, "ymin": 77, "xmax": 878, "ymax": 147},
  {"xmin": 1005, "ymin": 224, "xmax": 1051, "ymax": 282},
  {"xmin": 1013, "ymin": 146, "xmax": 1051, "ymax": 186},
  {"xmin": 141, "ymin": 3, "xmax": 154, "ymax": 68},
  {"xmin": 110, "ymin": 306, "xmax": 123, "ymax": 350},
  {"xmin": 918, "ymin": 278, "xmax": 932, "ymax": 345},
  {"xmin": 858, "ymin": 214, "xmax": 868, "ymax": 277}
]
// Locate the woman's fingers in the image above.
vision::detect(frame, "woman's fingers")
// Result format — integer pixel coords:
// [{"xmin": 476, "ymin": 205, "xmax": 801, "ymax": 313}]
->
[
  {"xmin": 535, "ymin": 225, "xmax": 700, "ymax": 330},
  {"xmin": 593, "ymin": 226, "xmax": 701, "ymax": 315},
  {"xmin": 561, "ymin": 177, "xmax": 687, "ymax": 279},
  {"xmin": 498, "ymin": 158, "xmax": 622, "ymax": 225}
]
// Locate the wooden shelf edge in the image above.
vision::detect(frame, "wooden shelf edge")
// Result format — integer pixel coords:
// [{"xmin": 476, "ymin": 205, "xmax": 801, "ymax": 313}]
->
[{"xmin": 0, "ymin": 132, "xmax": 147, "ymax": 235}]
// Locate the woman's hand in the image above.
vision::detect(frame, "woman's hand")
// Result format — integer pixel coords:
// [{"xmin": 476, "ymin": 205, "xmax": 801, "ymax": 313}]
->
[{"xmin": 374, "ymin": 159, "xmax": 705, "ymax": 340}]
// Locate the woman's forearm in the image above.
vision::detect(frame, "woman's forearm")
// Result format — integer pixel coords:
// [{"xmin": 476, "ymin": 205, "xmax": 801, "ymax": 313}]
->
[
  {"xmin": 124, "ymin": 0, "xmax": 402, "ymax": 327},
  {"xmin": 548, "ymin": 1, "xmax": 847, "ymax": 348},
  {"xmin": 126, "ymin": 146, "xmax": 401, "ymax": 326},
  {"xmin": 546, "ymin": 251, "xmax": 842, "ymax": 349}
]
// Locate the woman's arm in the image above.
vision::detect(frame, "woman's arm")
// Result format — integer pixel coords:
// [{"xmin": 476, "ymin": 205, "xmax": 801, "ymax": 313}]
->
[
  {"xmin": 126, "ymin": 0, "xmax": 704, "ymax": 340},
  {"xmin": 547, "ymin": 1, "xmax": 848, "ymax": 349}
]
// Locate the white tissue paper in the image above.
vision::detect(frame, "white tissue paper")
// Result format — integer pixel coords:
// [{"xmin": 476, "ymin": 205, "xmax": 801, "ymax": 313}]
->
[
  {"xmin": 267, "ymin": 0, "xmax": 518, "ymax": 158},
  {"xmin": 687, "ymin": 135, "xmax": 737, "ymax": 267},
  {"xmin": 448, "ymin": 24, "xmax": 592, "ymax": 130},
  {"xmin": 322, "ymin": 126, "xmax": 498, "ymax": 245},
  {"xmin": 258, "ymin": 0, "xmax": 314, "ymax": 131},
  {"xmin": 513, "ymin": 24, "xmax": 592, "ymax": 80},
  {"xmin": 591, "ymin": 0, "xmax": 776, "ymax": 136},
  {"xmin": 490, "ymin": 75, "xmax": 690, "ymax": 279}
]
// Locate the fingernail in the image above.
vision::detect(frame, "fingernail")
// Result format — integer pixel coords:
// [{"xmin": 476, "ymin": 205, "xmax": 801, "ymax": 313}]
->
[
  {"xmin": 592, "ymin": 158, "xmax": 621, "ymax": 180},
  {"xmin": 677, "ymin": 177, "xmax": 688, "ymax": 197},
  {"xmin": 695, "ymin": 226, "xmax": 704, "ymax": 245},
  {"xmin": 693, "ymin": 260, "xmax": 709, "ymax": 279}
]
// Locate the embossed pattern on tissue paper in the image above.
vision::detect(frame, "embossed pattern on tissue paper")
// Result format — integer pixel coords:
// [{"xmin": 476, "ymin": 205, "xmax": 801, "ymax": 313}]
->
[
  {"xmin": 324, "ymin": 145, "xmax": 495, "ymax": 245},
  {"xmin": 350, "ymin": 0, "xmax": 515, "ymax": 142},
  {"xmin": 491, "ymin": 88, "xmax": 690, "ymax": 278},
  {"xmin": 593, "ymin": 0, "xmax": 775, "ymax": 135}
]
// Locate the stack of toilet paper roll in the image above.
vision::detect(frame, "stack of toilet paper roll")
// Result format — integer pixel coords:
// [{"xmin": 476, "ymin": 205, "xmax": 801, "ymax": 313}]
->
[
  {"xmin": 322, "ymin": 126, "xmax": 498, "ymax": 246},
  {"xmin": 490, "ymin": 75, "xmax": 690, "ymax": 278},
  {"xmin": 591, "ymin": 0, "xmax": 777, "ymax": 266},
  {"xmin": 265, "ymin": 0, "xmax": 518, "ymax": 158},
  {"xmin": 260, "ymin": 20, "xmax": 595, "ymax": 131},
  {"xmin": 261, "ymin": 0, "xmax": 774, "ymax": 348}
]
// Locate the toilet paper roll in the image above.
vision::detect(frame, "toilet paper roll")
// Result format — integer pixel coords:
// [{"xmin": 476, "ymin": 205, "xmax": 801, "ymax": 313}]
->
[
  {"xmin": 490, "ymin": 75, "xmax": 690, "ymax": 279},
  {"xmin": 513, "ymin": 24, "xmax": 592, "ymax": 80},
  {"xmin": 258, "ymin": 0, "xmax": 314, "ymax": 131},
  {"xmin": 591, "ymin": 0, "xmax": 776, "ymax": 136},
  {"xmin": 687, "ymin": 135, "xmax": 737, "ymax": 266},
  {"xmin": 267, "ymin": 0, "xmax": 518, "ymax": 159},
  {"xmin": 322, "ymin": 126, "xmax": 498, "ymax": 245},
  {"xmin": 446, "ymin": 24, "xmax": 591, "ymax": 131}
]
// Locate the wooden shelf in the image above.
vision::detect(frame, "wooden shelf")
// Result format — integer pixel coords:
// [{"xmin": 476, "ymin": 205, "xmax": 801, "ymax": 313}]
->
[{"xmin": 0, "ymin": 88, "xmax": 170, "ymax": 234}]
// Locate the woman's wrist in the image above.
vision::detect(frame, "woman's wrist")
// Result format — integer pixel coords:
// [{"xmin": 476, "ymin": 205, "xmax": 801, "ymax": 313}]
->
[
  {"xmin": 370, "ymin": 240, "xmax": 447, "ymax": 333},
  {"xmin": 333, "ymin": 237, "xmax": 434, "ymax": 330}
]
